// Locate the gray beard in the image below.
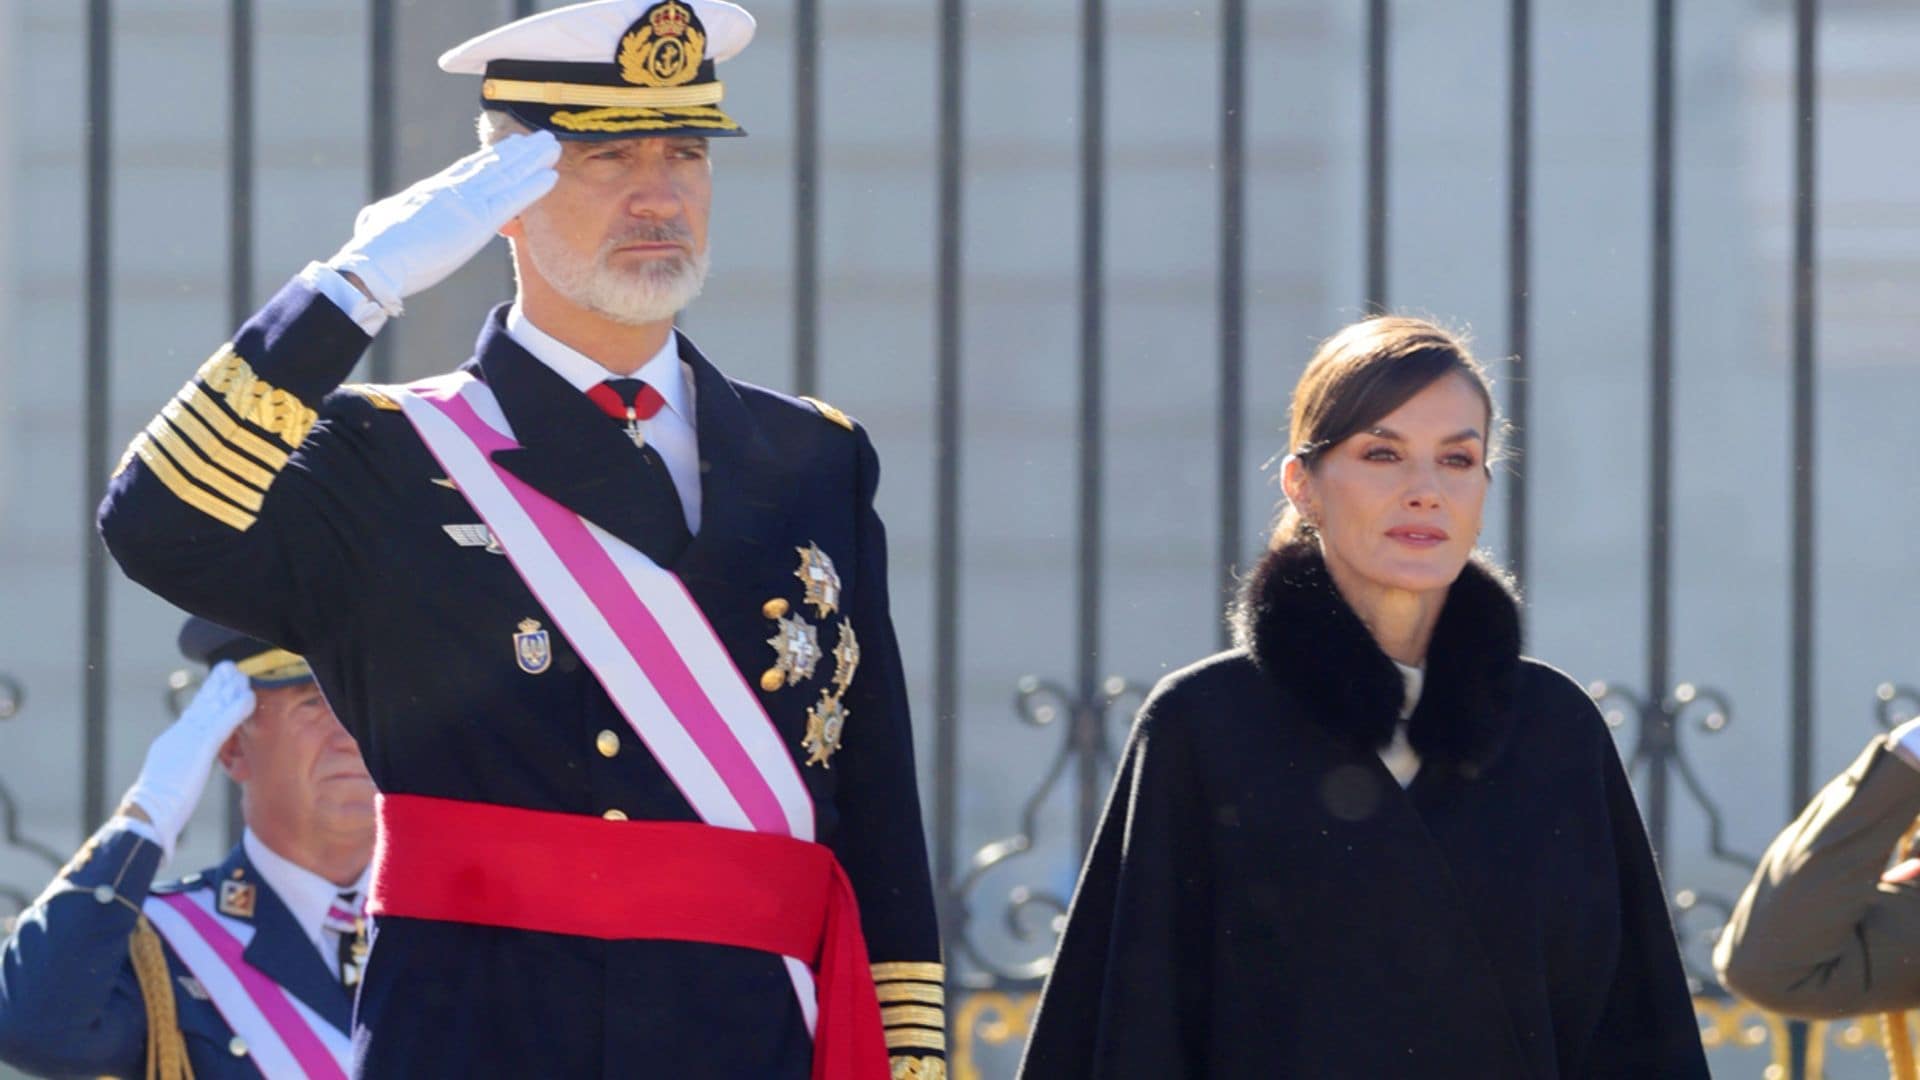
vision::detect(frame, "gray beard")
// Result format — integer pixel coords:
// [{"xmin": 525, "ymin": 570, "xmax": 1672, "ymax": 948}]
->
[{"xmin": 523, "ymin": 227, "xmax": 709, "ymax": 326}]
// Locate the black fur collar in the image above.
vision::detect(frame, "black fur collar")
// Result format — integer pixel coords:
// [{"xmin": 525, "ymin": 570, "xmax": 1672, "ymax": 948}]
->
[{"xmin": 1231, "ymin": 541, "xmax": 1523, "ymax": 774}]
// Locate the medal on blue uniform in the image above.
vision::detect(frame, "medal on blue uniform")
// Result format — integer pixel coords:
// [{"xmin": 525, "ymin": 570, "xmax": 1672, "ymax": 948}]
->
[
  {"xmin": 794, "ymin": 544, "xmax": 841, "ymax": 617},
  {"xmin": 764, "ymin": 613, "xmax": 821, "ymax": 691},
  {"xmin": 830, "ymin": 622, "xmax": 859, "ymax": 694},
  {"xmin": 514, "ymin": 618, "xmax": 552, "ymax": 674},
  {"xmin": 218, "ymin": 879, "xmax": 256, "ymax": 919},
  {"xmin": 801, "ymin": 691, "xmax": 848, "ymax": 768},
  {"xmin": 444, "ymin": 523, "xmax": 504, "ymax": 554}
]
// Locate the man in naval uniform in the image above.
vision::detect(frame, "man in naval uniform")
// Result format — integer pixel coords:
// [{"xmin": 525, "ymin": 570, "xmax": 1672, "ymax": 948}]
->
[
  {"xmin": 0, "ymin": 619, "xmax": 373, "ymax": 1079},
  {"xmin": 96, "ymin": 2, "xmax": 945, "ymax": 1077}
]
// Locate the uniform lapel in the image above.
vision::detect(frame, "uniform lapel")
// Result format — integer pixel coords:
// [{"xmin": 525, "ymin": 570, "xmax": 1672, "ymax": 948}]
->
[
  {"xmin": 220, "ymin": 848, "xmax": 353, "ymax": 1035},
  {"xmin": 473, "ymin": 307, "xmax": 695, "ymax": 569},
  {"xmin": 669, "ymin": 332, "xmax": 797, "ymax": 592}
]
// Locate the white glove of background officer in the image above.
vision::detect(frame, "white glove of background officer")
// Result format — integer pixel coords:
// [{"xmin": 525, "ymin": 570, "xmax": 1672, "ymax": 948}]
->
[
  {"xmin": 326, "ymin": 130, "xmax": 561, "ymax": 316},
  {"xmin": 119, "ymin": 661, "xmax": 255, "ymax": 861}
]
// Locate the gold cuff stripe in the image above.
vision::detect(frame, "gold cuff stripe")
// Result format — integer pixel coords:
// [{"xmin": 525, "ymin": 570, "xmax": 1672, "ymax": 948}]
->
[
  {"xmin": 143, "ymin": 418, "xmax": 266, "ymax": 511},
  {"xmin": 181, "ymin": 383, "xmax": 290, "ymax": 471},
  {"xmin": 483, "ymin": 77, "xmax": 725, "ymax": 109},
  {"xmin": 162, "ymin": 398, "xmax": 276, "ymax": 489},
  {"xmin": 133, "ymin": 436, "xmax": 255, "ymax": 531},
  {"xmin": 198, "ymin": 346, "xmax": 317, "ymax": 448},
  {"xmin": 550, "ymin": 106, "xmax": 740, "ymax": 134},
  {"xmin": 871, "ymin": 962, "xmax": 945, "ymax": 984},
  {"xmin": 881, "ymin": 1005, "xmax": 946, "ymax": 1030},
  {"xmin": 885, "ymin": 1029, "xmax": 947, "ymax": 1053},
  {"xmin": 876, "ymin": 982, "xmax": 945, "ymax": 1006},
  {"xmin": 890, "ymin": 1056, "xmax": 947, "ymax": 1080}
]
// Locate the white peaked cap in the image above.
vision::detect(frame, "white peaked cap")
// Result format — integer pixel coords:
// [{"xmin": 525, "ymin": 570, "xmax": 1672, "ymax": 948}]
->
[{"xmin": 439, "ymin": 0, "xmax": 755, "ymax": 74}]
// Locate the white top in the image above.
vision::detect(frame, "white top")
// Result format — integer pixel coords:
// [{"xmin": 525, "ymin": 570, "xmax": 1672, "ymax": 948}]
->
[
  {"xmin": 504, "ymin": 304, "xmax": 703, "ymax": 535},
  {"xmin": 242, "ymin": 830, "xmax": 370, "ymax": 973},
  {"xmin": 1380, "ymin": 661, "xmax": 1424, "ymax": 788}
]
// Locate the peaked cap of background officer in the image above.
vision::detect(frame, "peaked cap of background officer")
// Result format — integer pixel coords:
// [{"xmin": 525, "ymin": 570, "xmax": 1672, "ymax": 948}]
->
[
  {"xmin": 440, "ymin": 0, "xmax": 756, "ymax": 141},
  {"xmin": 177, "ymin": 616, "xmax": 313, "ymax": 689}
]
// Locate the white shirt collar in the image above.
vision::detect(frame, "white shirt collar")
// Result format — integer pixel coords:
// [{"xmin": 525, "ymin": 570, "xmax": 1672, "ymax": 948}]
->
[
  {"xmin": 504, "ymin": 304, "xmax": 691, "ymax": 423},
  {"xmin": 242, "ymin": 829, "xmax": 369, "ymax": 946},
  {"xmin": 1392, "ymin": 660, "xmax": 1425, "ymax": 721}
]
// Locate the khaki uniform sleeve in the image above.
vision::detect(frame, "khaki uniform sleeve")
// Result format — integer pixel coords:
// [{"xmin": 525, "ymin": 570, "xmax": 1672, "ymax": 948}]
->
[{"xmin": 1715, "ymin": 736, "xmax": 1920, "ymax": 1018}]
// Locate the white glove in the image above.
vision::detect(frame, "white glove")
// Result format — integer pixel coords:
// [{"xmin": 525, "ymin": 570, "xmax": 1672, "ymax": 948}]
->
[
  {"xmin": 327, "ymin": 130, "xmax": 561, "ymax": 316},
  {"xmin": 1894, "ymin": 717, "xmax": 1920, "ymax": 773},
  {"xmin": 121, "ymin": 661, "xmax": 256, "ymax": 859}
]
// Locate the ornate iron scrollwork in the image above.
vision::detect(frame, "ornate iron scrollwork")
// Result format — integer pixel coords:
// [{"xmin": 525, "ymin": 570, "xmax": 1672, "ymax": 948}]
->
[
  {"xmin": 949, "ymin": 674, "xmax": 1145, "ymax": 986},
  {"xmin": 0, "ymin": 673, "xmax": 62, "ymax": 929},
  {"xmin": 1589, "ymin": 679, "xmax": 1754, "ymax": 992}
]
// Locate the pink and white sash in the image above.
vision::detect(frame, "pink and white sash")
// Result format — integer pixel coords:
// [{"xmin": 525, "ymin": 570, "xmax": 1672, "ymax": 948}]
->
[
  {"xmin": 142, "ymin": 892, "xmax": 350, "ymax": 1080},
  {"xmin": 394, "ymin": 372, "xmax": 821, "ymax": 1030}
]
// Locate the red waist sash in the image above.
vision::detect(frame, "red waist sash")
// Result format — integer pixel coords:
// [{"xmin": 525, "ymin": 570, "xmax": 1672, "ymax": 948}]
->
[{"xmin": 367, "ymin": 793, "xmax": 888, "ymax": 1080}]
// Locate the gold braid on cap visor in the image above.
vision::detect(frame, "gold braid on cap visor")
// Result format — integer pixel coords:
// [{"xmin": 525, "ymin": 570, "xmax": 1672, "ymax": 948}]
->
[{"xmin": 236, "ymin": 648, "xmax": 312, "ymax": 683}]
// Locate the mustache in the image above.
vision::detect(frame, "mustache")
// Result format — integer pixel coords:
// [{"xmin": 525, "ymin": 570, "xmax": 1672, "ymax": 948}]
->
[{"xmin": 603, "ymin": 221, "xmax": 693, "ymax": 250}]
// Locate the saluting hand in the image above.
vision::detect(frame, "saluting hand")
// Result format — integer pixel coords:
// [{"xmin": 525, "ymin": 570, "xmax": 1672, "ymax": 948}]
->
[
  {"xmin": 327, "ymin": 130, "xmax": 561, "ymax": 316},
  {"xmin": 120, "ymin": 661, "xmax": 256, "ymax": 860}
]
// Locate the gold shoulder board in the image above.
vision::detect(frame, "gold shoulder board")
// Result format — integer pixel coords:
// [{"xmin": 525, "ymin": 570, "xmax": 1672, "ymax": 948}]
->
[
  {"xmin": 340, "ymin": 384, "xmax": 403, "ymax": 411},
  {"xmin": 799, "ymin": 395, "xmax": 854, "ymax": 432}
]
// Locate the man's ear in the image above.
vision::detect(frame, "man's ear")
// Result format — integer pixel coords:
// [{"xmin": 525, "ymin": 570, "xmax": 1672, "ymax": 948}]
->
[
  {"xmin": 499, "ymin": 217, "xmax": 525, "ymax": 241},
  {"xmin": 217, "ymin": 731, "xmax": 248, "ymax": 784}
]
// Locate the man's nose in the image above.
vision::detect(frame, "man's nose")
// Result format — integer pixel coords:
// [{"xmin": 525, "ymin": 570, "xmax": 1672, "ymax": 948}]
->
[{"xmin": 625, "ymin": 159, "xmax": 683, "ymax": 218}]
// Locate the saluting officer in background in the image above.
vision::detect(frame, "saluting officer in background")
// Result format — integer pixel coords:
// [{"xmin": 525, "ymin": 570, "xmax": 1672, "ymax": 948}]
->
[
  {"xmin": 95, "ymin": 1, "xmax": 944, "ymax": 1077},
  {"xmin": 0, "ymin": 620, "xmax": 373, "ymax": 1079}
]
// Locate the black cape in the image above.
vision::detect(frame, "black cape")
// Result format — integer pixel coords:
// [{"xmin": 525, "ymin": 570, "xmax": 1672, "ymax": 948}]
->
[{"xmin": 1018, "ymin": 544, "xmax": 1707, "ymax": 1078}]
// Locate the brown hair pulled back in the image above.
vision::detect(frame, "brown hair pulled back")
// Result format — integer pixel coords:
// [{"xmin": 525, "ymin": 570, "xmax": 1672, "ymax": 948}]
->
[{"xmin": 1273, "ymin": 316, "xmax": 1499, "ymax": 549}]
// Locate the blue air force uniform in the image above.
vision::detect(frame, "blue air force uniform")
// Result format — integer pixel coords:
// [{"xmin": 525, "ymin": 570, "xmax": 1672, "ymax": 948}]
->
[
  {"xmin": 0, "ymin": 824, "xmax": 354, "ymax": 1078},
  {"xmin": 97, "ymin": 279, "xmax": 946, "ymax": 1075}
]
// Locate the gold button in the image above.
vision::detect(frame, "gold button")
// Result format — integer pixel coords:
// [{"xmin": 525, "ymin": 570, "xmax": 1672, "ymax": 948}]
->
[
  {"xmin": 602, "ymin": 809, "xmax": 628, "ymax": 822},
  {"xmin": 595, "ymin": 729, "xmax": 620, "ymax": 758},
  {"xmin": 762, "ymin": 598, "xmax": 790, "ymax": 619},
  {"xmin": 229, "ymin": 1036, "xmax": 248, "ymax": 1057},
  {"xmin": 759, "ymin": 668, "xmax": 785, "ymax": 692}
]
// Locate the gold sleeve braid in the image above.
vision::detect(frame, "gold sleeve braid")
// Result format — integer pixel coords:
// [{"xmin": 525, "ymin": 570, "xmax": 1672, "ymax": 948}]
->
[
  {"xmin": 129, "ymin": 916, "xmax": 195, "ymax": 1080},
  {"xmin": 891, "ymin": 1054, "xmax": 946, "ymax": 1079},
  {"xmin": 873, "ymin": 961, "xmax": 946, "ymax": 1062},
  {"xmin": 116, "ymin": 344, "xmax": 317, "ymax": 531}
]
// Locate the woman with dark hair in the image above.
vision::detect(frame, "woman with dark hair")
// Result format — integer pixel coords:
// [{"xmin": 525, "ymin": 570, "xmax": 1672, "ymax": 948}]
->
[{"xmin": 1017, "ymin": 317, "xmax": 1707, "ymax": 1078}]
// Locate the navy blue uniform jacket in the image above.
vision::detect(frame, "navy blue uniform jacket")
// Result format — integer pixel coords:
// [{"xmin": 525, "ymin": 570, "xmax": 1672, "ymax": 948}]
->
[
  {"xmin": 96, "ymin": 280, "xmax": 945, "ymax": 1077},
  {"xmin": 0, "ymin": 822, "xmax": 351, "ymax": 1078}
]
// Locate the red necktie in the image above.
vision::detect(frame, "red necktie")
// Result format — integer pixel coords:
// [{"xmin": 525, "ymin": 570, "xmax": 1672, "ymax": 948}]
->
[
  {"xmin": 582, "ymin": 378, "xmax": 693, "ymax": 561},
  {"xmin": 586, "ymin": 379, "xmax": 666, "ymax": 449},
  {"xmin": 586, "ymin": 378, "xmax": 666, "ymax": 422}
]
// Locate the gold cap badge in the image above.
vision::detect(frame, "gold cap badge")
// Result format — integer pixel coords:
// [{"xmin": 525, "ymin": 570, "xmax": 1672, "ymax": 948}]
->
[{"xmin": 620, "ymin": 1, "xmax": 706, "ymax": 88}]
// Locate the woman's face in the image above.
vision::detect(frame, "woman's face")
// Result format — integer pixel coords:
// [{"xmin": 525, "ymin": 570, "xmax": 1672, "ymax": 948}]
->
[{"xmin": 1285, "ymin": 372, "xmax": 1491, "ymax": 600}]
